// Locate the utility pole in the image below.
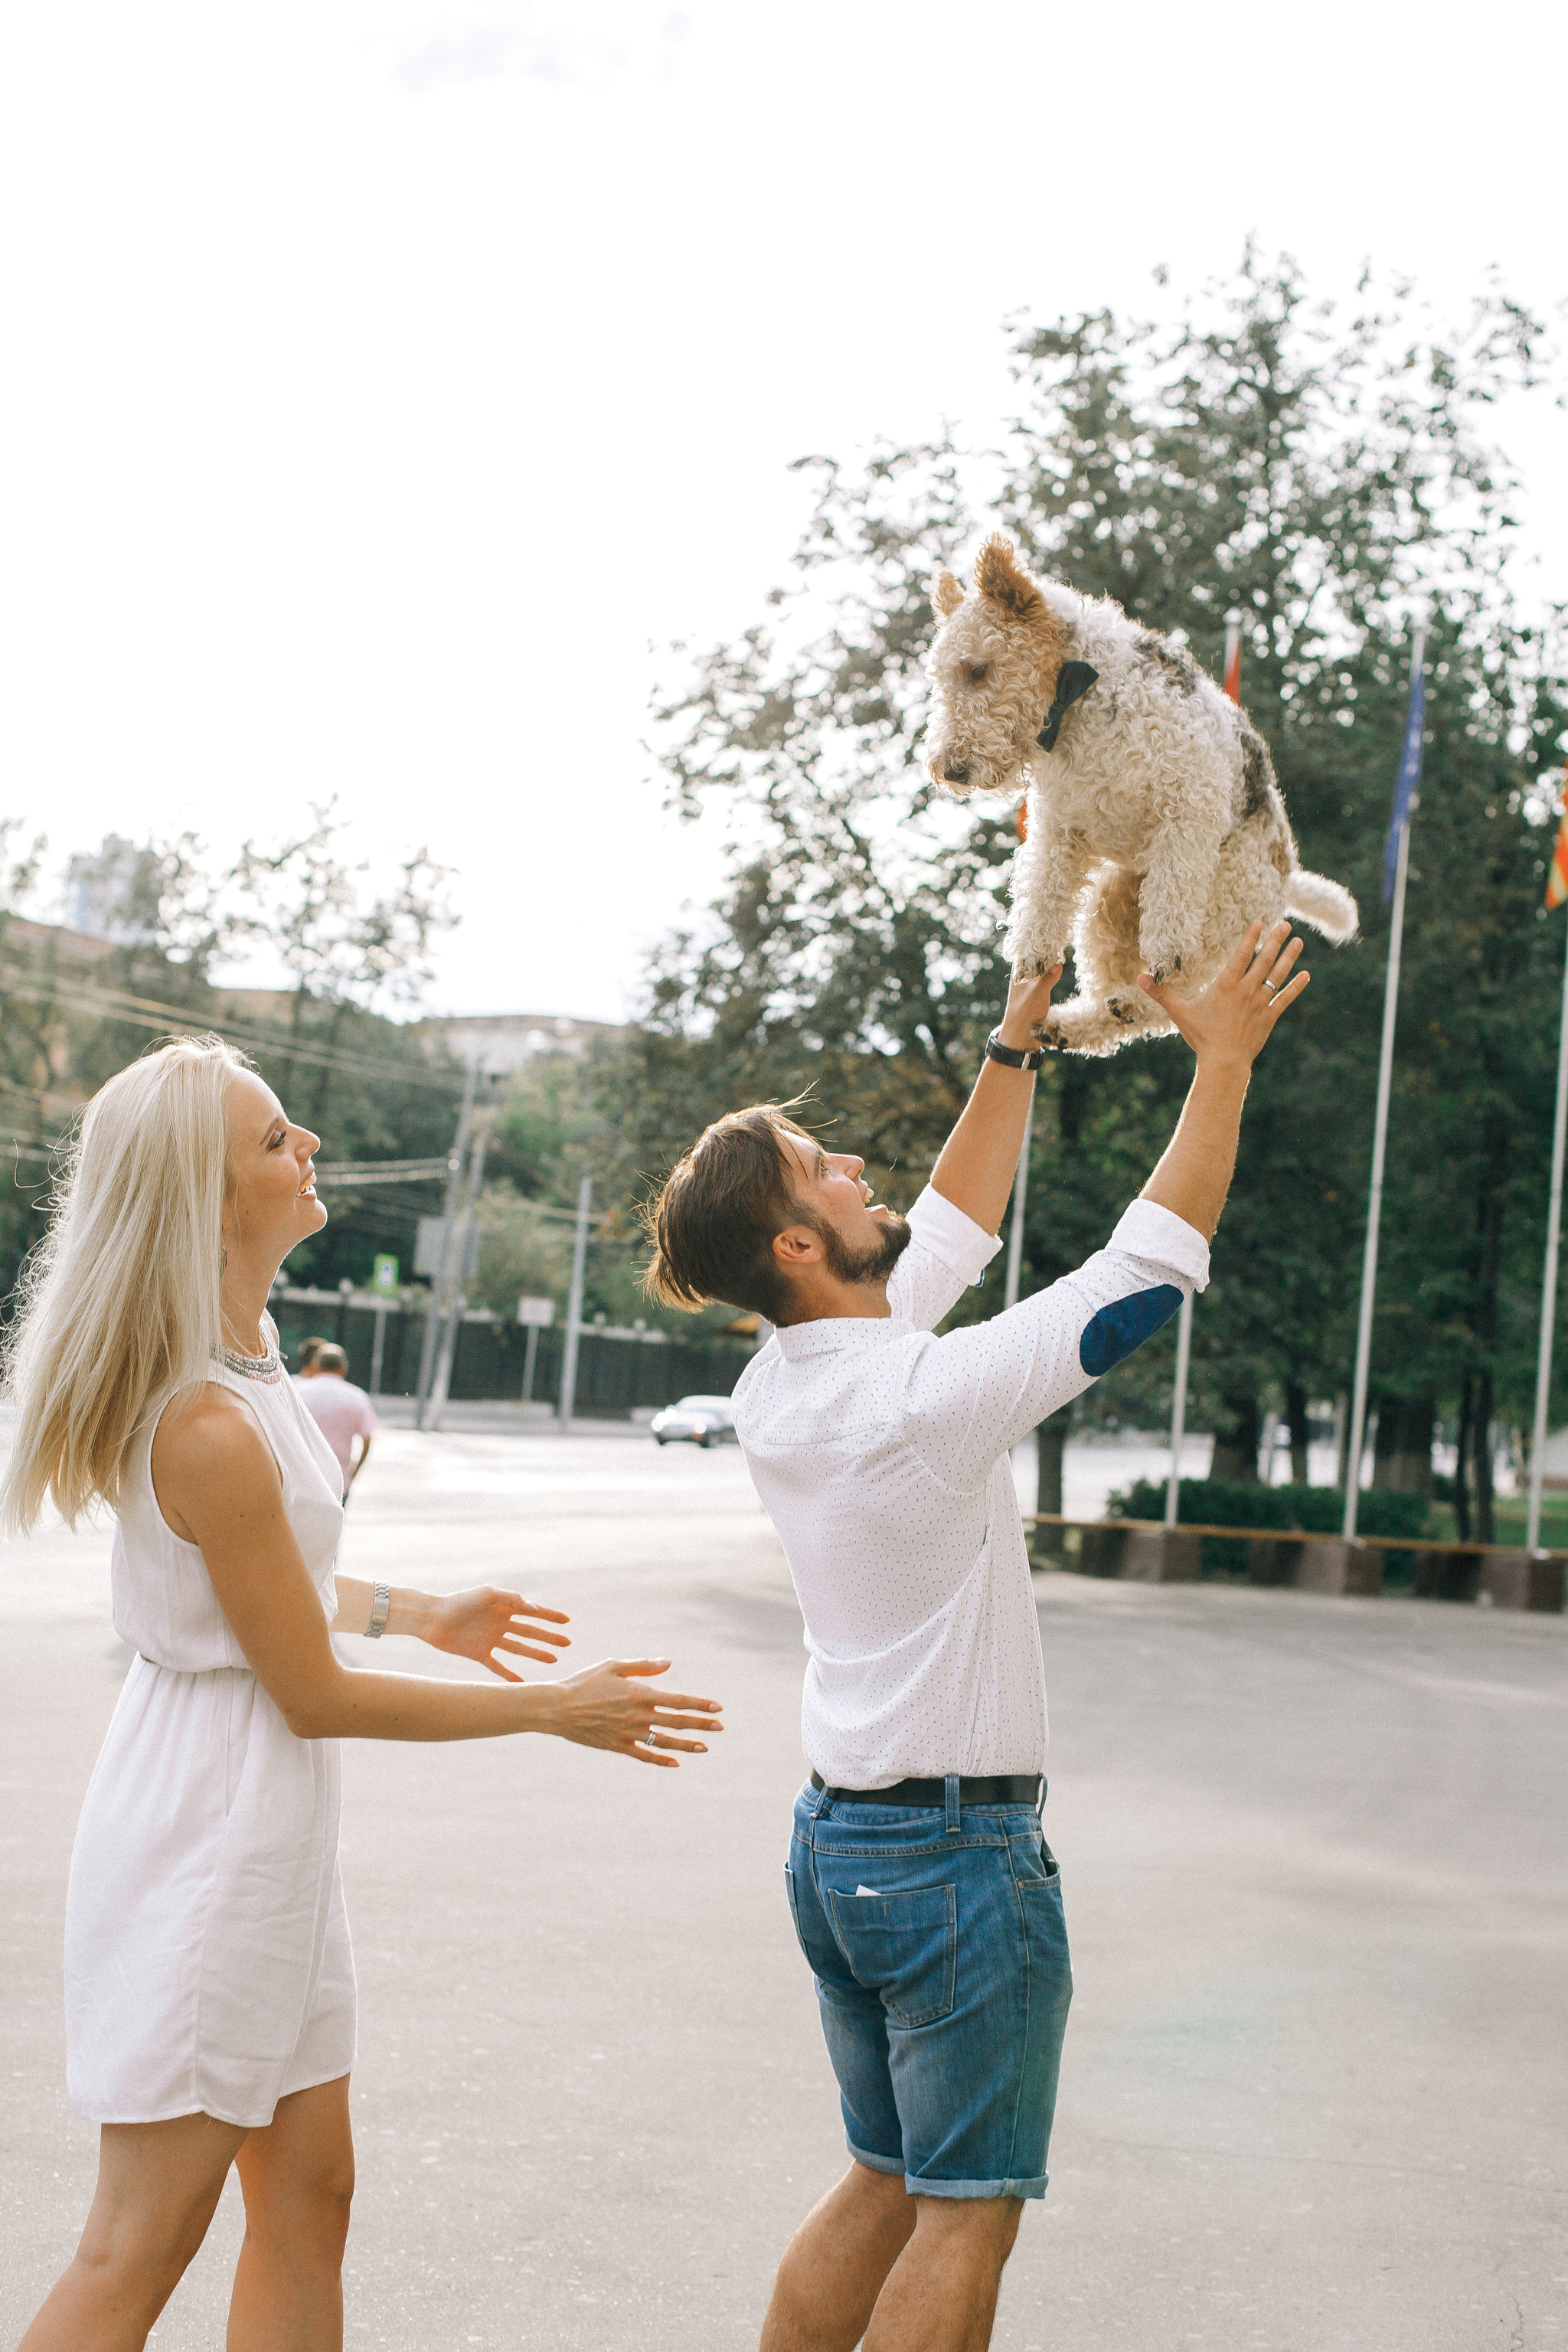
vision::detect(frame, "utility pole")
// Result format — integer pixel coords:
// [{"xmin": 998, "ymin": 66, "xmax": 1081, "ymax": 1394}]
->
[
  {"xmin": 557, "ymin": 1175, "xmax": 593, "ymax": 1431},
  {"xmin": 415, "ymin": 1059, "xmax": 479, "ymax": 1431},
  {"xmin": 426, "ymin": 1130, "xmax": 488, "ymax": 1432}
]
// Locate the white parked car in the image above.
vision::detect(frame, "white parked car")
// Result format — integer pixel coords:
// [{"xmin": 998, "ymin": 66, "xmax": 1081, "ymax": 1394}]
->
[{"xmin": 650, "ymin": 1394, "xmax": 738, "ymax": 1449}]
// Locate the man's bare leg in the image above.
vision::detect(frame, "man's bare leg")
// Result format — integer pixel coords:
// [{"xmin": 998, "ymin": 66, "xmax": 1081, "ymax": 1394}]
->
[
  {"xmin": 760, "ymin": 2164, "xmax": 916, "ymax": 2352},
  {"xmin": 864, "ymin": 2196, "xmax": 1023, "ymax": 2352}
]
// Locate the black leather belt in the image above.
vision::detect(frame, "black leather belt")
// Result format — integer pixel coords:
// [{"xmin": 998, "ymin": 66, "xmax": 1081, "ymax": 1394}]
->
[{"xmin": 810, "ymin": 1770, "xmax": 1042, "ymax": 1808}]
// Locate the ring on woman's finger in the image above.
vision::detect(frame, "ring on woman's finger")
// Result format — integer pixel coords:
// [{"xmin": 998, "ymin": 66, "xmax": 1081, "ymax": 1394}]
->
[
  {"xmin": 645, "ymin": 1730, "xmax": 662, "ymax": 1749},
  {"xmin": 1263, "ymin": 979, "xmax": 1279, "ymax": 995}
]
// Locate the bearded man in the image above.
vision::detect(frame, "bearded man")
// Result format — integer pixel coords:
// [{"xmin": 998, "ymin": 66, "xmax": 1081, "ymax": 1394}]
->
[{"xmin": 643, "ymin": 923, "xmax": 1307, "ymax": 2352}]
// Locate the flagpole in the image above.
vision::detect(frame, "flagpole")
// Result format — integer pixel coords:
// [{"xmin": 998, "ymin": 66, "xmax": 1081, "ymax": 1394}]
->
[
  {"xmin": 1165, "ymin": 1289, "xmax": 1193, "ymax": 1528},
  {"xmin": 1343, "ymin": 624, "xmax": 1426, "ymax": 1542},
  {"xmin": 1526, "ymin": 916, "xmax": 1568, "ymax": 1550}
]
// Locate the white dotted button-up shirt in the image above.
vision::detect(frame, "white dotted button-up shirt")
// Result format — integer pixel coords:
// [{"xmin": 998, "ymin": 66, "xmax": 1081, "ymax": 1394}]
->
[{"xmin": 732, "ymin": 1185, "xmax": 1209, "ymax": 1788}]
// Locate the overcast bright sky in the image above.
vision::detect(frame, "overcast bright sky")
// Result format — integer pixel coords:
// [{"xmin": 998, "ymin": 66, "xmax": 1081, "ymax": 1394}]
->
[{"xmin": 2, "ymin": 2, "xmax": 1562, "ymax": 1019}]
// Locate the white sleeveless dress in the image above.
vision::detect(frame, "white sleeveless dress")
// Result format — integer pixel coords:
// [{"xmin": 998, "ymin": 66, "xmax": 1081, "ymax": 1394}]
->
[{"xmin": 64, "ymin": 1354, "xmax": 358, "ymax": 2127}]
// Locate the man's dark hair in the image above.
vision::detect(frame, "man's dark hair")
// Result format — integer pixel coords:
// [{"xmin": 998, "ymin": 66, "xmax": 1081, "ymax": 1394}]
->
[{"xmin": 641, "ymin": 1105, "xmax": 812, "ymax": 1323}]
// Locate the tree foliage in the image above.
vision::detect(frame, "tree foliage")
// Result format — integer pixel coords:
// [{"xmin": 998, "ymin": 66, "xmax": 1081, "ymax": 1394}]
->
[{"xmin": 0, "ymin": 817, "xmax": 462, "ymax": 1303}]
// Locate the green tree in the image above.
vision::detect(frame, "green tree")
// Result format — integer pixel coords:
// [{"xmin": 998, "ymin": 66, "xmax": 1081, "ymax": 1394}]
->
[
  {"xmin": 485, "ymin": 1045, "xmax": 740, "ymax": 1331},
  {"xmin": 231, "ymin": 805, "xmax": 456, "ymax": 1135}
]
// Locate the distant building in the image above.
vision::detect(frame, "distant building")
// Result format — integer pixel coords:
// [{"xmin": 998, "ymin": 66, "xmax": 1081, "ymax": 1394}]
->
[
  {"xmin": 63, "ymin": 835, "xmax": 158, "ymax": 945},
  {"xmin": 417, "ymin": 1011, "xmax": 622, "ymax": 1076}
]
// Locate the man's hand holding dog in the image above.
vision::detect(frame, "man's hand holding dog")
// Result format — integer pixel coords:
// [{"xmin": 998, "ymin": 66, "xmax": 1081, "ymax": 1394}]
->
[
  {"xmin": 998, "ymin": 961, "xmax": 1064, "ymax": 1054},
  {"xmin": 1139, "ymin": 918, "xmax": 1307, "ymax": 1069}
]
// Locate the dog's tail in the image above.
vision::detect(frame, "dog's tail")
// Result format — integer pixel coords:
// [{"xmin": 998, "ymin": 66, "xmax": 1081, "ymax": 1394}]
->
[{"xmin": 1284, "ymin": 870, "xmax": 1359, "ymax": 942}]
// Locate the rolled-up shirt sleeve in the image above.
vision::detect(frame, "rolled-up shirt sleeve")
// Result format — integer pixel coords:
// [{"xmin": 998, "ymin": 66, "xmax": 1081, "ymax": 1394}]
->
[
  {"xmin": 887, "ymin": 1184, "xmax": 1004, "ymax": 1334},
  {"xmin": 902, "ymin": 1199, "xmax": 1210, "ymax": 1491}
]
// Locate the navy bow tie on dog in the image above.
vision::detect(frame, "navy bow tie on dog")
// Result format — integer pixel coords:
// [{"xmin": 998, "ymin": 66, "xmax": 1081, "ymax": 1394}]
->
[{"xmin": 1036, "ymin": 660, "xmax": 1099, "ymax": 751}]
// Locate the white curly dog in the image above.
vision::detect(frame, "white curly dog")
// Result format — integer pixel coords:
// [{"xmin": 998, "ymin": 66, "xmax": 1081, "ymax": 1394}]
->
[{"xmin": 922, "ymin": 535, "xmax": 1357, "ymax": 1055}]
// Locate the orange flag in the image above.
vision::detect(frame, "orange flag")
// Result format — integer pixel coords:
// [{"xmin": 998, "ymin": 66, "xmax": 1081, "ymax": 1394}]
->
[{"xmin": 1547, "ymin": 784, "xmax": 1568, "ymax": 911}]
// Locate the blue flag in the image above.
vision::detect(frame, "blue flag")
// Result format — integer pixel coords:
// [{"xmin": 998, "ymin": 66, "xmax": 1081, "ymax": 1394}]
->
[{"xmin": 1382, "ymin": 645, "xmax": 1427, "ymax": 905}]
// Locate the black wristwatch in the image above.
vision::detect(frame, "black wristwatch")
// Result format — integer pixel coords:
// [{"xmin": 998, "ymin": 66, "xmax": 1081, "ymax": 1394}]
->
[{"xmin": 985, "ymin": 1027, "xmax": 1046, "ymax": 1072}]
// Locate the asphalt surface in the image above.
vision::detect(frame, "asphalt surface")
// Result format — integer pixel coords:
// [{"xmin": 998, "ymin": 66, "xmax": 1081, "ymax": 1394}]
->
[{"xmin": 2, "ymin": 1426, "xmax": 1565, "ymax": 2350}]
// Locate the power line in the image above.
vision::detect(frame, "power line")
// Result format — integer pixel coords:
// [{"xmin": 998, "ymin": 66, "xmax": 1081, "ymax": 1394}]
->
[
  {"xmin": 313, "ymin": 1157, "xmax": 452, "ymax": 1185},
  {"xmin": 0, "ymin": 967, "xmax": 475, "ymax": 1095}
]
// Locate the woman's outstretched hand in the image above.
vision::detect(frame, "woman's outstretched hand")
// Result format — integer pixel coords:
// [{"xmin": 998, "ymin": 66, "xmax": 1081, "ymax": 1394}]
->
[
  {"xmin": 423, "ymin": 1586, "xmax": 572, "ymax": 1681},
  {"xmin": 547, "ymin": 1656, "xmax": 724, "ymax": 1768}
]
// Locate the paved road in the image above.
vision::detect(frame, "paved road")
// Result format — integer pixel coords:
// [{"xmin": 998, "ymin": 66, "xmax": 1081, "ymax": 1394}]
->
[{"xmin": 2, "ymin": 1426, "xmax": 1564, "ymax": 2350}]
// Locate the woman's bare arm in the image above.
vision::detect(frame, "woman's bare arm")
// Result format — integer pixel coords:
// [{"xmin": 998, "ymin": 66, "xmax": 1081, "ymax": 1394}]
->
[
  {"xmin": 152, "ymin": 1391, "xmax": 721, "ymax": 1764},
  {"xmin": 331, "ymin": 1575, "xmax": 571, "ymax": 1680}
]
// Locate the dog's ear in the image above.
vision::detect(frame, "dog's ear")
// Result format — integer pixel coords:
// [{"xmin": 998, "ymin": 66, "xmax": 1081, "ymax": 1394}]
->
[
  {"xmin": 933, "ymin": 570, "xmax": 965, "ymax": 621},
  {"xmin": 974, "ymin": 535, "xmax": 1040, "ymax": 619}
]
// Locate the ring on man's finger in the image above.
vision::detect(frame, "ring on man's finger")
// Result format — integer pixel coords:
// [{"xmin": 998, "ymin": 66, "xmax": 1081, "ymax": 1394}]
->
[
  {"xmin": 645, "ymin": 1730, "xmax": 662, "ymax": 1748},
  {"xmin": 1263, "ymin": 979, "xmax": 1279, "ymax": 995}
]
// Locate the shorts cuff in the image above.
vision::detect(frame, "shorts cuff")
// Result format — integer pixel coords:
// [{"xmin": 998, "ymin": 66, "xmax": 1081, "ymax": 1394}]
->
[
  {"xmin": 906, "ymin": 2171, "xmax": 1050, "ymax": 2201},
  {"xmin": 846, "ymin": 2139, "xmax": 906, "ymax": 2178}
]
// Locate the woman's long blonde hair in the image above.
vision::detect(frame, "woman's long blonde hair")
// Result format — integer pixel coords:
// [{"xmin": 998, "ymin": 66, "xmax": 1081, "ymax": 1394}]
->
[{"xmin": 0, "ymin": 1034, "xmax": 250, "ymax": 1535}]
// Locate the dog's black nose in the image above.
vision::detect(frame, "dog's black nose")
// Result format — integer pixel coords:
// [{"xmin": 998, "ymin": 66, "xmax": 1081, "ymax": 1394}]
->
[{"xmin": 943, "ymin": 759, "xmax": 971, "ymax": 786}]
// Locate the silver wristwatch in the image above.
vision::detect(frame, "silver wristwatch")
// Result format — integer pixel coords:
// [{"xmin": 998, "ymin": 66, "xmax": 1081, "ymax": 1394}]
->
[{"xmin": 365, "ymin": 1582, "xmax": 392, "ymax": 1639}]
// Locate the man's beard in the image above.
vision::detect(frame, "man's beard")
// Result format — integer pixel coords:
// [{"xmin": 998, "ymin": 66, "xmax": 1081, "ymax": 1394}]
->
[{"xmin": 814, "ymin": 1210, "xmax": 913, "ymax": 1288}]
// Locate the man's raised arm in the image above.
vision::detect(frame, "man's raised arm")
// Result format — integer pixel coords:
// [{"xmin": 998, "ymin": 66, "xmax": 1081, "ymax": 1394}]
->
[
  {"xmin": 929, "ymin": 962, "xmax": 1064, "ymax": 1235},
  {"xmin": 1137, "ymin": 916, "xmax": 1307, "ymax": 1237},
  {"xmin": 905, "ymin": 920, "xmax": 1309, "ymax": 1490}
]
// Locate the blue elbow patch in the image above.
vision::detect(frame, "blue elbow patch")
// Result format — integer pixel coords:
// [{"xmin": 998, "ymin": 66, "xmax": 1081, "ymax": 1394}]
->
[{"xmin": 1080, "ymin": 1284, "xmax": 1183, "ymax": 1377}]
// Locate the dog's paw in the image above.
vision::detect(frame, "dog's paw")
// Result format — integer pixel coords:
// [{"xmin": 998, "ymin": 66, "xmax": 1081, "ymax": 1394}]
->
[
  {"xmin": 1145, "ymin": 955, "xmax": 1182, "ymax": 985},
  {"xmin": 1041, "ymin": 991, "xmax": 1179, "ymax": 1057},
  {"xmin": 1013, "ymin": 952, "xmax": 1066, "ymax": 982}
]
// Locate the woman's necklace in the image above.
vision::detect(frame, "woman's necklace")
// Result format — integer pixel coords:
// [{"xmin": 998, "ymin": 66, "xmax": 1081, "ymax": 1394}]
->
[{"xmin": 216, "ymin": 1333, "xmax": 283, "ymax": 1382}]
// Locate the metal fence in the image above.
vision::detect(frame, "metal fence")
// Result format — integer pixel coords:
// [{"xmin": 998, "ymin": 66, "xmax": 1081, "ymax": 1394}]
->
[{"xmin": 270, "ymin": 1287, "xmax": 758, "ymax": 1415}]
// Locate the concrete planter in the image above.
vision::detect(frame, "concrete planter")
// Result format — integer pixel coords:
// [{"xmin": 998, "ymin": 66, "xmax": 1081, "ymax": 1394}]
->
[
  {"xmin": 1410, "ymin": 1548, "xmax": 1481, "ymax": 1603},
  {"xmin": 1026, "ymin": 1522, "xmax": 1076, "ymax": 1572},
  {"xmin": 1118, "ymin": 1529, "xmax": 1203, "ymax": 1583},
  {"xmin": 1293, "ymin": 1541, "xmax": 1384, "ymax": 1597},
  {"xmin": 1027, "ymin": 1517, "xmax": 1566, "ymax": 1611},
  {"xmin": 1247, "ymin": 1537, "xmax": 1308, "ymax": 1587},
  {"xmin": 1031, "ymin": 1525, "xmax": 1197, "ymax": 1581},
  {"xmin": 1076, "ymin": 1524, "xmax": 1131, "ymax": 1579},
  {"xmin": 1478, "ymin": 1549, "xmax": 1566, "ymax": 1612}
]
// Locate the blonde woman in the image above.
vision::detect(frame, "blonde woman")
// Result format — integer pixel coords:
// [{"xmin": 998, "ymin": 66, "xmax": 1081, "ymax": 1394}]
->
[{"xmin": 2, "ymin": 1035, "xmax": 722, "ymax": 2352}]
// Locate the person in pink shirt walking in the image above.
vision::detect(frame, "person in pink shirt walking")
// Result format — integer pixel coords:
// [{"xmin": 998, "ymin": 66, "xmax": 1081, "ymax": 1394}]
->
[{"xmin": 297, "ymin": 1344, "xmax": 376, "ymax": 1500}]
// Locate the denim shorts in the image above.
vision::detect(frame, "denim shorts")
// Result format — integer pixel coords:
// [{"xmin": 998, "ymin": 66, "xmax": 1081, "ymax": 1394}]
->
[{"xmin": 785, "ymin": 1779, "xmax": 1072, "ymax": 2201}]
